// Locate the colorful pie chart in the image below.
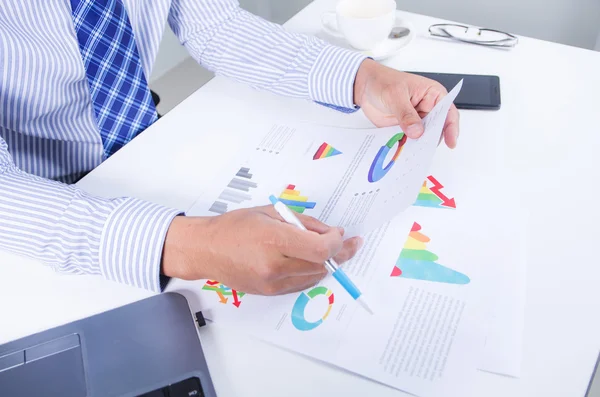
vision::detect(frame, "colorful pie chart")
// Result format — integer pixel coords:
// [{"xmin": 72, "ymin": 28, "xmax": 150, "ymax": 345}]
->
[
  {"xmin": 291, "ymin": 286, "xmax": 334, "ymax": 331},
  {"xmin": 368, "ymin": 132, "xmax": 407, "ymax": 183}
]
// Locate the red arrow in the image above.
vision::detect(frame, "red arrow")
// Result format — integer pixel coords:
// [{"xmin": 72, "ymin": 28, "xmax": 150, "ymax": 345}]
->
[
  {"xmin": 232, "ymin": 290, "xmax": 242, "ymax": 308},
  {"xmin": 426, "ymin": 176, "xmax": 456, "ymax": 208},
  {"xmin": 206, "ymin": 280, "xmax": 220, "ymax": 286}
]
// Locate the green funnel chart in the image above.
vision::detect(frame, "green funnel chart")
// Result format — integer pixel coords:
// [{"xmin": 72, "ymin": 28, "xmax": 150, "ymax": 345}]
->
[
  {"xmin": 391, "ymin": 222, "xmax": 470, "ymax": 285},
  {"xmin": 368, "ymin": 132, "xmax": 407, "ymax": 183},
  {"xmin": 291, "ymin": 286, "xmax": 335, "ymax": 331}
]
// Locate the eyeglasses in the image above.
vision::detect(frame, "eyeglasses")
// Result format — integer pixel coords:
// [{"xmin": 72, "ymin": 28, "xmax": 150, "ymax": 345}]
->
[{"xmin": 429, "ymin": 24, "xmax": 519, "ymax": 48}]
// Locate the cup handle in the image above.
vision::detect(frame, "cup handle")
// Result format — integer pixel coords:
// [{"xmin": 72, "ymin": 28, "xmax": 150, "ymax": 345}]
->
[{"xmin": 321, "ymin": 12, "xmax": 344, "ymax": 38}]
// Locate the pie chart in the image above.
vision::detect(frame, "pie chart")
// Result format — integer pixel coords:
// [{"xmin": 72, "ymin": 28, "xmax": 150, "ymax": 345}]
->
[
  {"xmin": 291, "ymin": 286, "xmax": 334, "ymax": 331},
  {"xmin": 368, "ymin": 132, "xmax": 407, "ymax": 183}
]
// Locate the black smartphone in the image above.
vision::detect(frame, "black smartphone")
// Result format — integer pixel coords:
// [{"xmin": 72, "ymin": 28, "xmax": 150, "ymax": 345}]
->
[{"xmin": 406, "ymin": 71, "xmax": 501, "ymax": 110}]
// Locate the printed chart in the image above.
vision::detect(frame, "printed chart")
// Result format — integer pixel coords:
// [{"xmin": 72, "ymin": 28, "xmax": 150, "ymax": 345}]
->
[
  {"xmin": 278, "ymin": 185, "xmax": 317, "ymax": 214},
  {"xmin": 368, "ymin": 133, "xmax": 408, "ymax": 183},
  {"xmin": 313, "ymin": 142, "xmax": 342, "ymax": 160},
  {"xmin": 391, "ymin": 222, "xmax": 470, "ymax": 284},
  {"xmin": 413, "ymin": 175, "xmax": 456, "ymax": 209},
  {"xmin": 291, "ymin": 286, "xmax": 335, "ymax": 331},
  {"xmin": 209, "ymin": 167, "xmax": 258, "ymax": 214},
  {"xmin": 202, "ymin": 280, "xmax": 246, "ymax": 307}
]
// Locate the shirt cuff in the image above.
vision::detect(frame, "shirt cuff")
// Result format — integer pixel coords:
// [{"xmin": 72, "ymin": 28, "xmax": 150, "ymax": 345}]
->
[
  {"xmin": 99, "ymin": 198, "xmax": 182, "ymax": 293},
  {"xmin": 308, "ymin": 45, "xmax": 368, "ymax": 113}
]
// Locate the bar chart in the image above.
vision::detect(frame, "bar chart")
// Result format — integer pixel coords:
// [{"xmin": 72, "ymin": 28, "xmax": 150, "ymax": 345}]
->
[
  {"xmin": 209, "ymin": 167, "xmax": 258, "ymax": 214},
  {"xmin": 278, "ymin": 185, "xmax": 317, "ymax": 214}
]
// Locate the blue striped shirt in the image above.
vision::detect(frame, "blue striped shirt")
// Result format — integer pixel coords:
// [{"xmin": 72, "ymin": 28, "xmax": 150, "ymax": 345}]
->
[{"xmin": 0, "ymin": 0, "xmax": 366, "ymax": 292}]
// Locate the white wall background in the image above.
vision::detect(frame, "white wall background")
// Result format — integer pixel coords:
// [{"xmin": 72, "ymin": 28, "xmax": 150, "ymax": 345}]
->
[{"xmin": 150, "ymin": 26, "xmax": 190, "ymax": 83}]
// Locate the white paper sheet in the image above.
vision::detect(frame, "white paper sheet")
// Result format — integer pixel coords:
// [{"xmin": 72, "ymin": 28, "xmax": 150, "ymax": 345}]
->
[
  {"xmin": 196, "ymin": 211, "xmax": 488, "ymax": 397},
  {"xmin": 179, "ymin": 81, "xmax": 527, "ymax": 394},
  {"xmin": 188, "ymin": 199, "xmax": 527, "ymax": 395},
  {"xmin": 478, "ymin": 230, "xmax": 527, "ymax": 377}
]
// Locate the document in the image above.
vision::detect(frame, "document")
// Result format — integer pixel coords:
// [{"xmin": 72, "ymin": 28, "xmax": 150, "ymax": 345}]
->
[
  {"xmin": 188, "ymin": 81, "xmax": 463, "ymax": 238},
  {"xmin": 176, "ymin": 81, "xmax": 526, "ymax": 395},
  {"xmin": 194, "ymin": 208, "xmax": 494, "ymax": 397},
  {"xmin": 187, "ymin": 198, "xmax": 524, "ymax": 394}
]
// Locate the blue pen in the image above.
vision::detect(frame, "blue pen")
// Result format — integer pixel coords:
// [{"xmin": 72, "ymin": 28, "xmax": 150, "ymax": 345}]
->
[{"xmin": 269, "ymin": 195, "xmax": 374, "ymax": 315}]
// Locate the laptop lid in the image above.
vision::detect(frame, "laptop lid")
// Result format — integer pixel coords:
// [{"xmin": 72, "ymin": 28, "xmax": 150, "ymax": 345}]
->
[{"xmin": 0, "ymin": 292, "xmax": 217, "ymax": 397}]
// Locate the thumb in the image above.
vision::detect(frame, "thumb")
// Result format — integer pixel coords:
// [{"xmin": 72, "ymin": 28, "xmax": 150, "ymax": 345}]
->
[
  {"xmin": 392, "ymin": 92, "xmax": 424, "ymax": 139},
  {"xmin": 263, "ymin": 205, "xmax": 340, "ymax": 235}
]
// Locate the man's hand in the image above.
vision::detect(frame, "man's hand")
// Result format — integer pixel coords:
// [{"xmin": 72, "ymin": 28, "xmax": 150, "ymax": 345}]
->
[
  {"xmin": 354, "ymin": 59, "xmax": 460, "ymax": 149},
  {"xmin": 161, "ymin": 207, "xmax": 362, "ymax": 295}
]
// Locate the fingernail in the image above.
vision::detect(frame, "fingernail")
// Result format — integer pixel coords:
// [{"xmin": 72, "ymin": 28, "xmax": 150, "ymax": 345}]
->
[
  {"xmin": 452, "ymin": 129, "xmax": 459, "ymax": 148},
  {"xmin": 337, "ymin": 227, "xmax": 345, "ymax": 236},
  {"xmin": 406, "ymin": 123, "xmax": 423, "ymax": 138},
  {"xmin": 356, "ymin": 237, "xmax": 364, "ymax": 250}
]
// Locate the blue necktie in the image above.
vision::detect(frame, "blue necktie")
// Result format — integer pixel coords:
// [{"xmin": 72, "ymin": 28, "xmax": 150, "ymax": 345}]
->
[{"xmin": 70, "ymin": 0, "xmax": 158, "ymax": 157}]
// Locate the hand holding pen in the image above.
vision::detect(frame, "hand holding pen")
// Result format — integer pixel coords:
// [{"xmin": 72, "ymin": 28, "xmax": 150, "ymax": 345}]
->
[
  {"xmin": 270, "ymin": 195, "xmax": 374, "ymax": 314},
  {"xmin": 163, "ymin": 204, "xmax": 364, "ymax": 296}
]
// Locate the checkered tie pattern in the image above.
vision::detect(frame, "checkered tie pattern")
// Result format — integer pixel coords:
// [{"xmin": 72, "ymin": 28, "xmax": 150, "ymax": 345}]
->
[{"xmin": 70, "ymin": 0, "xmax": 158, "ymax": 157}]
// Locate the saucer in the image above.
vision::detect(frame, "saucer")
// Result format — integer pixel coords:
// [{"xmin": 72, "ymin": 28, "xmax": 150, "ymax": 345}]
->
[{"xmin": 318, "ymin": 12, "xmax": 415, "ymax": 61}]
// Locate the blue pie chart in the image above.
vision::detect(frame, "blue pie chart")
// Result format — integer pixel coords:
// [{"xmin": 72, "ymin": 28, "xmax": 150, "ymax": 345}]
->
[{"xmin": 368, "ymin": 133, "xmax": 407, "ymax": 183}]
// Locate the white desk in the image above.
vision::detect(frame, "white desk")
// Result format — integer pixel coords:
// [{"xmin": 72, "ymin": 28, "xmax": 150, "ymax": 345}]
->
[{"xmin": 1, "ymin": 1, "xmax": 600, "ymax": 396}]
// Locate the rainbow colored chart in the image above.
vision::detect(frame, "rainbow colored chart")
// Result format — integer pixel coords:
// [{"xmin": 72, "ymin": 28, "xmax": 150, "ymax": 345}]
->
[
  {"xmin": 202, "ymin": 280, "xmax": 246, "ymax": 308},
  {"xmin": 368, "ymin": 133, "xmax": 407, "ymax": 183},
  {"xmin": 278, "ymin": 185, "xmax": 317, "ymax": 214},
  {"xmin": 291, "ymin": 286, "xmax": 335, "ymax": 331},
  {"xmin": 413, "ymin": 175, "xmax": 456, "ymax": 209},
  {"xmin": 391, "ymin": 222, "xmax": 470, "ymax": 284},
  {"xmin": 313, "ymin": 142, "xmax": 342, "ymax": 160}
]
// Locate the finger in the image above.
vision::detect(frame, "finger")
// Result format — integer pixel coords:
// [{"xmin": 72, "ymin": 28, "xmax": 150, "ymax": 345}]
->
[
  {"xmin": 259, "ymin": 204, "xmax": 347, "ymax": 263},
  {"xmin": 361, "ymin": 101, "xmax": 399, "ymax": 128},
  {"xmin": 443, "ymin": 104, "xmax": 460, "ymax": 149},
  {"xmin": 274, "ymin": 237, "xmax": 364, "ymax": 294},
  {"xmin": 279, "ymin": 257, "xmax": 327, "ymax": 277},
  {"xmin": 333, "ymin": 236, "xmax": 363, "ymax": 264},
  {"xmin": 260, "ymin": 205, "xmax": 342, "ymax": 236},
  {"xmin": 278, "ymin": 222, "xmax": 344, "ymax": 264},
  {"xmin": 388, "ymin": 89, "xmax": 424, "ymax": 139},
  {"xmin": 414, "ymin": 91, "xmax": 441, "ymax": 115},
  {"xmin": 276, "ymin": 235, "xmax": 362, "ymax": 277},
  {"xmin": 294, "ymin": 212, "xmax": 339, "ymax": 235},
  {"xmin": 266, "ymin": 272, "xmax": 328, "ymax": 296}
]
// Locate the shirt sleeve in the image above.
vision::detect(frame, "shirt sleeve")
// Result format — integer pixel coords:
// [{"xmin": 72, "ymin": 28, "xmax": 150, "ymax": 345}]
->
[
  {"xmin": 0, "ymin": 138, "xmax": 181, "ymax": 293},
  {"xmin": 167, "ymin": 0, "xmax": 368, "ymax": 112}
]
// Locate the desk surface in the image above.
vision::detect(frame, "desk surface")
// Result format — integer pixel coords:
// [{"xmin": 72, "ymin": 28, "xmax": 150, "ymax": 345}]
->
[{"xmin": 1, "ymin": 1, "xmax": 600, "ymax": 396}]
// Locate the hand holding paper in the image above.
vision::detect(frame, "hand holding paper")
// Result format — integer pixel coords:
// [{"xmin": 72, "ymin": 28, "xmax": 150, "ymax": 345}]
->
[
  {"xmin": 354, "ymin": 59, "xmax": 461, "ymax": 148},
  {"xmin": 320, "ymin": 79, "xmax": 464, "ymax": 237}
]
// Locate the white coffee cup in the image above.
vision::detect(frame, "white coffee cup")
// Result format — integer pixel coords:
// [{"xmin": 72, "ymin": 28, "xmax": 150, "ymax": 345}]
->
[{"xmin": 321, "ymin": 0, "xmax": 397, "ymax": 50}]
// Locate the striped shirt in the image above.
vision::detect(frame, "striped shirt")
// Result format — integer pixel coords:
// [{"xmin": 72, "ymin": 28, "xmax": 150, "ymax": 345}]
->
[{"xmin": 0, "ymin": 0, "xmax": 367, "ymax": 292}]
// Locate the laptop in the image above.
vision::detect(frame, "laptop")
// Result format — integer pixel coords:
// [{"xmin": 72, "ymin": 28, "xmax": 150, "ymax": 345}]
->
[{"xmin": 0, "ymin": 292, "xmax": 217, "ymax": 397}]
